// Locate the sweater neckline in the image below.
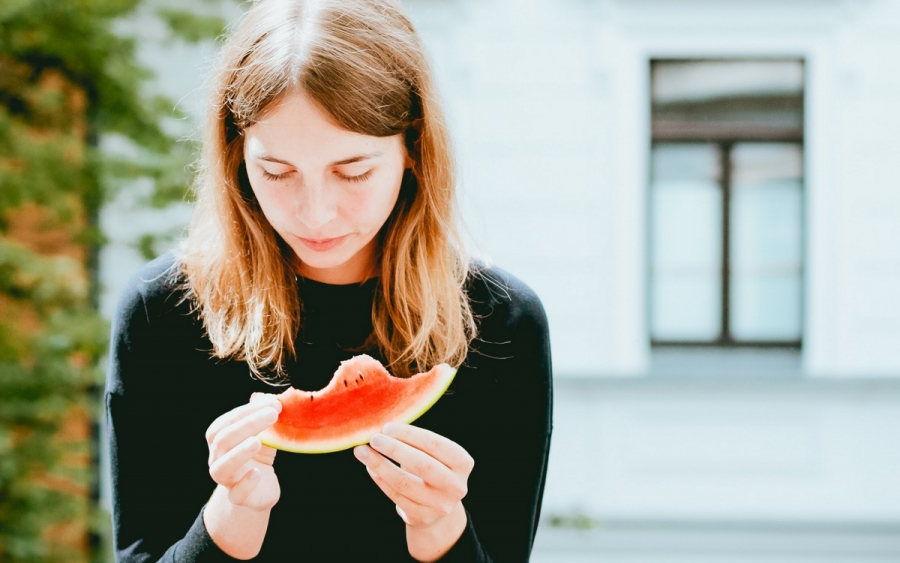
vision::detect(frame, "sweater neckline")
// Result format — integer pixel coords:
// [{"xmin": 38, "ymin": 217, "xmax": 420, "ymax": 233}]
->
[{"xmin": 295, "ymin": 274, "xmax": 379, "ymax": 296}]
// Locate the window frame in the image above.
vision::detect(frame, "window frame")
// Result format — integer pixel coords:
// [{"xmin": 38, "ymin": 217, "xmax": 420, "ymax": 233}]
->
[{"xmin": 648, "ymin": 57, "xmax": 806, "ymax": 350}]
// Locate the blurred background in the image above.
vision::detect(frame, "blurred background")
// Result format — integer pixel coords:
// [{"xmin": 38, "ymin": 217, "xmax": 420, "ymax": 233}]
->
[{"xmin": 2, "ymin": 0, "xmax": 899, "ymax": 561}]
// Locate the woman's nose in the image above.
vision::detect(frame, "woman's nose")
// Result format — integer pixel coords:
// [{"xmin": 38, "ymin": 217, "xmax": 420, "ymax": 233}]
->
[{"xmin": 294, "ymin": 181, "xmax": 337, "ymax": 231}]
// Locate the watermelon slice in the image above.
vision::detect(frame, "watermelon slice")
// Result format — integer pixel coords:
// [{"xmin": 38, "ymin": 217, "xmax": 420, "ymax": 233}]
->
[{"xmin": 258, "ymin": 354, "xmax": 456, "ymax": 454}]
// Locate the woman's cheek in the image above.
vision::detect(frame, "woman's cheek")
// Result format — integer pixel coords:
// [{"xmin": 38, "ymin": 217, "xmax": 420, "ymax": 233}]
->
[
  {"xmin": 363, "ymin": 172, "xmax": 404, "ymax": 228},
  {"xmin": 253, "ymin": 184, "xmax": 292, "ymax": 230},
  {"xmin": 341, "ymin": 188, "xmax": 378, "ymax": 227},
  {"xmin": 346, "ymin": 187, "xmax": 372, "ymax": 211}
]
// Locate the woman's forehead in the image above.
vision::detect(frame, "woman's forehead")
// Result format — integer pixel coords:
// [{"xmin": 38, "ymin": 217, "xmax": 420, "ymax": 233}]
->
[
  {"xmin": 245, "ymin": 136, "xmax": 392, "ymax": 168},
  {"xmin": 244, "ymin": 99, "xmax": 403, "ymax": 167}
]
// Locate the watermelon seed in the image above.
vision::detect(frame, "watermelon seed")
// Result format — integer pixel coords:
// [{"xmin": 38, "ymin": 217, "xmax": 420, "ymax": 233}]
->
[
  {"xmin": 343, "ymin": 380, "xmax": 348, "ymax": 388},
  {"xmin": 358, "ymin": 371, "xmax": 365, "ymax": 381},
  {"xmin": 310, "ymin": 396, "xmax": 314, "ymax": 401}
]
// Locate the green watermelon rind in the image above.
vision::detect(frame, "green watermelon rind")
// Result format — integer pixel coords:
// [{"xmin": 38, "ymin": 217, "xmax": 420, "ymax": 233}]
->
[{"xmin": 259, "ymin": 364, "xmax": 457, "ymax": 454}]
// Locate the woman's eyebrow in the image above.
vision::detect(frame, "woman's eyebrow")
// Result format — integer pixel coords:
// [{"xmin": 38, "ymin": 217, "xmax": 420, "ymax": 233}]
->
[
  {"xmin": 254, "ymin": 152, "xmax": 383, "ymax": 167},
  {"xmin": 331, "ymin": 152, "xmax": 383, "ymax": 166}
]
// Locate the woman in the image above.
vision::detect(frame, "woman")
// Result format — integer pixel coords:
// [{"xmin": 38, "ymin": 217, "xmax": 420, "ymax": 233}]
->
[{"xmin": 105, "ymin": 0, "xmax": 553, "ymax": 561}]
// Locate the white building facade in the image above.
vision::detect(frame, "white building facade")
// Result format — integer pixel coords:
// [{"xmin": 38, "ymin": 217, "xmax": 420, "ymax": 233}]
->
[{"xmin": 102, "ymin": 0, "xmax": 900, "ymax": 560}]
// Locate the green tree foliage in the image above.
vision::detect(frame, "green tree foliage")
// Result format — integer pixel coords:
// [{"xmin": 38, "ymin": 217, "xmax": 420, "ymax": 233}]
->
[{"xmin": 0, "ymin": 1, "xmax": 228, "ymax": 560}]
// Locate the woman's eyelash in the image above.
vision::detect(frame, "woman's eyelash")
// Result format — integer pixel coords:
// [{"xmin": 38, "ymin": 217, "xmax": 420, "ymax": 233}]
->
[
  {"xmin": 261, "ymin": 170, "xmax": 373, "ymax": 183},
  {"xmin": 337, "ymin": 170, "xmax": 373, "ymax": 183},
  {"xmin": 262, "ymin": 170, "xmax": 290, "ymax": 181}
]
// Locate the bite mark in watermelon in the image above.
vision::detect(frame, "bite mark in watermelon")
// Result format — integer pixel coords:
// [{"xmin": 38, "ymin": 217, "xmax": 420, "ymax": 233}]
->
[{"xmin": 258, "ymin": 354, "xmax": 456, "ymax": 454}]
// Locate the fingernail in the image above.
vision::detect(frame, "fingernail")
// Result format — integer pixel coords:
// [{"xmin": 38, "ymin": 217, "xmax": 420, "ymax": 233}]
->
[
  {"xmin": 354, "ymin": 446, "xmax": 369, "ymax": 460},
  {"xmin": 246, "ymin": 438, "xmax": 260, "ymax": 452},
  {"xmin": 370, "ymin": 434, "xmax": 386, "ymax": 449},
  {"xmin": 383, "ymin": 423, "xmax": 399, "ymax": 436},
  {"xmin": 264, "ymin": 408, "xmax": 279, "ymax": 423},
  {"xmin": 270, "ymin": 399, "xmax": 283, "ymax": 412}
]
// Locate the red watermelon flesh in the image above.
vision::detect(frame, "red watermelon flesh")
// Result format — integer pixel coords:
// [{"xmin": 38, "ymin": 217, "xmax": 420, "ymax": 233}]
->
[{"xmin": 258, "ymin": 354, "xmax": 456, "ymax": 453}]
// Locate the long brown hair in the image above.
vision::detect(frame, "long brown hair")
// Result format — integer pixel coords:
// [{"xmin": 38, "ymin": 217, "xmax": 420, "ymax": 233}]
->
[{"xmin": 176, "ymin": 0, "xmax": 475, "ymax": 383}]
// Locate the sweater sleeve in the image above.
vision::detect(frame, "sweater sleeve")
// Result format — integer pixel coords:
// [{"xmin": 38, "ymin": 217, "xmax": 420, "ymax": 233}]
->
[
  {"xmin": 432, "ymin": 280, "xmax": 554, "ymax": 563},
  {"xmin": 105, "ymin": 275, "xmax": 241, "ymax": 563}
]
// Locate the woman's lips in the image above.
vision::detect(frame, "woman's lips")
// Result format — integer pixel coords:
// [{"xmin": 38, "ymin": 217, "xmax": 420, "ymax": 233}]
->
[{"xmin": 297, "ymin": 235, "xmax": 348, "ymax": 252}]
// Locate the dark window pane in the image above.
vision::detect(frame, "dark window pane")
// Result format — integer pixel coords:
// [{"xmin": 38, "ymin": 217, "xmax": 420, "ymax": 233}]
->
[{"xmin": 652, "ymin": 60, "xmax": 804, "ymax": 141}]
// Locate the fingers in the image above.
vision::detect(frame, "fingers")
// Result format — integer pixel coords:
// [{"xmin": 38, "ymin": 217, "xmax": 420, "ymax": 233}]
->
[
  {"xmin": 209, "ymin": 435, "xmax": 261, "ymax": 487},
  {"xmin": 227, "ymin": 466, "xmax": 260, "ymax": 506},
  {"xmin": 367, "ymin": 433, "xmax": 460, "ymax": 495},
  {"xmin": 253, "ymin": 444, "xmax": 278, "ymax": 465},
  {"xmin": 355, "ymin": 424, "xmax": 474, "ymax": 529},
  {"xmin": 396, "ymin": 505, "xmax": 411, "ymax": 525},
  {"xmin": 355, "ymin": 445, "xmax": 435, "ymax": 501},
  {"xmin": 382, "ymin": 423, "xmax": 475, "ymax": 475},
  {"xmin": 206, "ymin": 394, "xmax": 282, "ymax": 467},
  {"xmin": 208, "ymin": 406, "xmax": 280, "ymax": 466},
  {"xmin": 205, "ymin": 394, "xmax": 281, "ymax": 447},
  {"xmin": 360, "ymin": 454, "xmax": 457, "ymax": 530},
  {"xmin": 363, "ymin": 463, "xmax": 431, "ymax": 518}
]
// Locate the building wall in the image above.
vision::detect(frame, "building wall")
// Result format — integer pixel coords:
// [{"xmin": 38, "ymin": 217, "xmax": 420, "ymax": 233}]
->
[
  {"xmin": 404, "ymin": 0, "xmax": 900, "ymax": 557},
  {"xmin": 410, "ymin": 0, "xmax": 900, "ymax": 377}
]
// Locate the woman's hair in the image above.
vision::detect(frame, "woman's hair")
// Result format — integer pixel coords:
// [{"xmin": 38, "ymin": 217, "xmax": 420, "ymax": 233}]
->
[{"xmin": 176, "ymin": 0, "xmax": 475, "ymax": 383}]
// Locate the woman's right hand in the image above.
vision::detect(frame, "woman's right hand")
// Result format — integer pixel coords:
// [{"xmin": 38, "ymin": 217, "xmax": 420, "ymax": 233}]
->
[{"xmin": 205, "ymin": 393, "xmax": 282, "ymax": 512}]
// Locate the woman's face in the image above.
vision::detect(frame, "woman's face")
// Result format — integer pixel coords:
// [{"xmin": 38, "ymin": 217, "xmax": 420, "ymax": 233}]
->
[{"xmin": 243, "ymin": 93, "xmax": 410, "ymax": 284}]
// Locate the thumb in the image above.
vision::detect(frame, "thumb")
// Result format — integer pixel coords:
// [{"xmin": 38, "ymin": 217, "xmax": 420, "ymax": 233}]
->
[{"xmin": 249, "ymin": 392, "xmax": 282, "ymax": 412}]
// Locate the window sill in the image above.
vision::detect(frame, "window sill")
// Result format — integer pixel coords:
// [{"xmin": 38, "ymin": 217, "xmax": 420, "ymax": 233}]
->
[{"xmin": 649, "ymin": 346, "xmax": 803, "ymax": 379}]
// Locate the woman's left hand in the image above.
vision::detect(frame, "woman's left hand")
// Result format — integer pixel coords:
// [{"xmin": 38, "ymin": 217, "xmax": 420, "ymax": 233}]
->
[{"xmin": 354, "ymin": 422, "xmax": 474, "ymax": 529}]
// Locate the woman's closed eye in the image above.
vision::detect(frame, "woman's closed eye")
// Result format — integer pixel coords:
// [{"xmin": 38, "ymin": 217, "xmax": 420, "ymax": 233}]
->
[
  {"xmin": 262, "ymin": 169, "xmax": 293, "ymax": 182},
  {"xmin": 260, "ymin": 169, "xmax": 373, "ymax": 183},
  {"xmin": 336, "ymin": 169, "xmax": 373, "ymax": 183}
]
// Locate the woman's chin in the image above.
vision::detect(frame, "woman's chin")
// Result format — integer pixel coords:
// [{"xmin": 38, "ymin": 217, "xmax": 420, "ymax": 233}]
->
[
  {"xmin": 289, "ymin": 232, "xmax": 379, "ymax": 283},
  {"xmin": 295, "ymin": 251, "xmax": 371, "ymax": 283}
]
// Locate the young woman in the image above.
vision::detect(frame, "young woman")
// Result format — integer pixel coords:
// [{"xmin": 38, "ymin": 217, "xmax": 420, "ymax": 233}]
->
[{"xmin": 105, "ymin": 0, "xmax": 553, "ymax": 561}]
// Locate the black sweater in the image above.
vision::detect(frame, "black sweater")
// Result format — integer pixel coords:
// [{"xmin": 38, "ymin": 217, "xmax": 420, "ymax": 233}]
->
[{"xmin": 105, "ymin": 252, "xmax": 553, "ymax": 562}]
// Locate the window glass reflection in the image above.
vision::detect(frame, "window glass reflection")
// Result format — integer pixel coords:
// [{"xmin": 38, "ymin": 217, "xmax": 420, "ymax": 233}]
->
[
  {"xmin": 730, "ymin": 143, "xmax": 803, "ymax": 340},
  {"xmin": 651, "ymin": 144, "xmax": 722, "ymax": 341}
]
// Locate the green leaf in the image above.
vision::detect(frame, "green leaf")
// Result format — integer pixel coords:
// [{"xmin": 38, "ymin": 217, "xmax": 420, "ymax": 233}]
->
[{"xmin": 1, "ymin": 0, "xmax": 236, "ymax": 558}]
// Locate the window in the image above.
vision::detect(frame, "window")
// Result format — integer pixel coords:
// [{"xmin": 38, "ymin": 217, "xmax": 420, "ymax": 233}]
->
[{"xmin": 649, "ymin": 59, "xmax": 804, "ymax": 347}]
